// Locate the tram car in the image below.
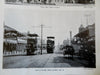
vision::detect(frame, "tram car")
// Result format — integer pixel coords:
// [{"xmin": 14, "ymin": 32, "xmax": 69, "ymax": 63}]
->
[
  {"xmin": 63, "ymin": 45, "xmax": 75, "ymax": 58},
  {"xmin": 26, "ymin": 33, "xmax": 38, "ymax": 55},
  {"xmin": 47, "ymin": 36, "xmax": 55, "ymax": 53}
]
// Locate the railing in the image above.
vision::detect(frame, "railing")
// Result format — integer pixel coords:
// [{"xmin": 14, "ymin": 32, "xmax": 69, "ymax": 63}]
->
[{"xmin": 3, "ymin": 50, "xmax": 27, "ymax": 56}]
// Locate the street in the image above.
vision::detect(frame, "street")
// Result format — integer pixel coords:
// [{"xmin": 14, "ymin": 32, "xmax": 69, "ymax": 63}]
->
[
  {"xmin": 3, "ymin": 49, "xmax": 89, "ymax": 68},
  {"xmin": 3, "ymin": 8, "xmax": 95, "ymax": 69}
]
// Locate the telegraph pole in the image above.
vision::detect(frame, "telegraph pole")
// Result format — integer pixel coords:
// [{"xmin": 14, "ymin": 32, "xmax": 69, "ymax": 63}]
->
[
  {"xmin": 40, "ymin": 24, "xmax": 43, "ymax": 55},
  {"xmin": 32, "ymin": 24, "xmax": 51, "ymax": 55},
  {"xmin": 69, "ymin": 31, "xmax": 72, "ymax": 45}
]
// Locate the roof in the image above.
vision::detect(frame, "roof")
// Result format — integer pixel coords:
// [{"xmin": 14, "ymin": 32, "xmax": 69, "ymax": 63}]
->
[
  {"xmin": 75, "ymin": 24, "xmax": 95, "ymax": 38},
  {"xmin": 4, "ymin": 25, "xmax": 26, "ymax": 37},
  {"xmin": 74, "ymin": 29, "xmax": 89, "ymax": 38},
  {"xmin": 28, "ymin": 33, "xmax": 38, "ymax": 37},
  {"xmin": 4, "ymin": 25, "xmax": 17, "ymax": 33}
]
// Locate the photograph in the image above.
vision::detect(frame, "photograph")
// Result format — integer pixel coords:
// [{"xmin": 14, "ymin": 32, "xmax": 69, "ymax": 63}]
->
[
  {"xmin": 3, "ymin": 8, "xmax": 95, "ymax": 68},
  {"xmin": 5, "ymin": 0, "xmax": 95, "ymax": 6}
]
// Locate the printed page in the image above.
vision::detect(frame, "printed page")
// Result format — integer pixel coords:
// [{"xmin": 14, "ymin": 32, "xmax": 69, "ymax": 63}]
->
[{"xmin": 0, "ymin": 0, "xmax": 100, "ymax": 75}]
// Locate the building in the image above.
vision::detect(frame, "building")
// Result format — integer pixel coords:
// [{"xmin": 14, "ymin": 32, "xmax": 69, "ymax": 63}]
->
[
  {"xmin": 75, "ymin": 23, "xmax": 95, "ymax": 43},
  {"xmin": 63, "ymin": 39, "xmax": 70, "ymax": 46},
  {"xmin": 4, "ymin": 25, "xmax": 18, "ymax": 52},
  {"xmin": 3, "ymin": 25, "xmax": 27, "ymax": 56},
  {"xmin": 73, "ymin": 23, "xmax": 95, "ymax": 53},
  {"xmin": 79, "ymin": 24, "xmax": 85, "ymax": 33}
]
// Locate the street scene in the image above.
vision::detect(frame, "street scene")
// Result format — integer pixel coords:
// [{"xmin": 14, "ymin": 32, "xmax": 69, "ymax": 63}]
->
[
  {"xmin": 5, "ymin": 0, "xmax": 95, "ymax": 5},
  {"xmin": 3, "ymin": 8, "xmax": 95, "ymax": 68}
]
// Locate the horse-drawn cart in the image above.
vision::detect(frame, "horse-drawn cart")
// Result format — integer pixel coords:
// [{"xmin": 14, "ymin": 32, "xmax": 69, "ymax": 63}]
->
[{"xmin": 63, "ymin": 45, "xmax": 75, "ymax": 58}]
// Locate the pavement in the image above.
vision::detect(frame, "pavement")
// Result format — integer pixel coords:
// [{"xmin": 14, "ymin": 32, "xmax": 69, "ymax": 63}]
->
[{"xmin": 3, "ymin": 49, "xmax": 90, "ymax": 69}]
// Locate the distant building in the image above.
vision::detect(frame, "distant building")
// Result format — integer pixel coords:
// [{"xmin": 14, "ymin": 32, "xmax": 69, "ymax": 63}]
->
[
  {"xmin": 63, "ymin": 39, "xmax": 70, "ymax": 46},
  {"xmin": 79, "ymin": 24, "xmax": 85, "ymax": 33},
  {"xmin": 75, "ymin": 23, "xmax": 95, "ymax": 41}
]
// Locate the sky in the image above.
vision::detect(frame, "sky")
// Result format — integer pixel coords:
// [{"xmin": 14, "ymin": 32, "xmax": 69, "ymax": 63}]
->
[{"xmin": 4, "ymin": 7, "xmax": 95, "ymax": 45}]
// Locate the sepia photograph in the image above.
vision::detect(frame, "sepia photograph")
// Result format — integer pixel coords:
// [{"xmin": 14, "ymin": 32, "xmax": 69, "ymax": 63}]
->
[
  {"xmin": 5, "ymin": 0, "xmax": 95, "ymax": 6},
  {"xmin": 3, "ymin": 8, "xmax": 95, "ymax": 69}
]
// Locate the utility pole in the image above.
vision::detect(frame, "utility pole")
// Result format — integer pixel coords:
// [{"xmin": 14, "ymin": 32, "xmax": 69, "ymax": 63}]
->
[
  {"xmin": 32, "ymin": 24, "xmax": 51, "ymax": 55},
  {"xmin": 69, "ymin": 31, "xmax": 72, "ymax": 45},
  {"xmin": 40, "ymin": 24, "xmax": 43, "ymax": 55}
]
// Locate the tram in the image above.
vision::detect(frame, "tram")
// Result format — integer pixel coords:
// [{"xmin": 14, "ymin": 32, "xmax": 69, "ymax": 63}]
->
[
  {"xmin": 26, "ymin": 33, "xmax": 38, "ymax": 55},
  {"xmin": 47, "ymin": 36, "xmax": 55, "ymax": 53}
]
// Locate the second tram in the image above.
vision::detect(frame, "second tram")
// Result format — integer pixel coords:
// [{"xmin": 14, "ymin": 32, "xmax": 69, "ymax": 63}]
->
[{"xmin": 47, "ymin": 36, "xmax": 55, "ymax": 53}]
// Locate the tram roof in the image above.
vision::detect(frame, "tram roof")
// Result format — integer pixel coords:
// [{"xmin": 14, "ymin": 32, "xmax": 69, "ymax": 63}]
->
[
  {"xmin": 47, "ymin": 36, "xmax": 55, "ymax": 39},
  {"xmin": 28, "ymin": 34, "xmax": 38, "ymax": 37}
]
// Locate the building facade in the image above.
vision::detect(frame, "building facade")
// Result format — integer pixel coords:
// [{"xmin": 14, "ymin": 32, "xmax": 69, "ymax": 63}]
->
[
  {"xmin": 3, "ymin": 25, "xmax": 27, "ymax": 56},
  {"xmin": 73, "ymin": 23, "xmax": 95, "ymax": 53}
]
